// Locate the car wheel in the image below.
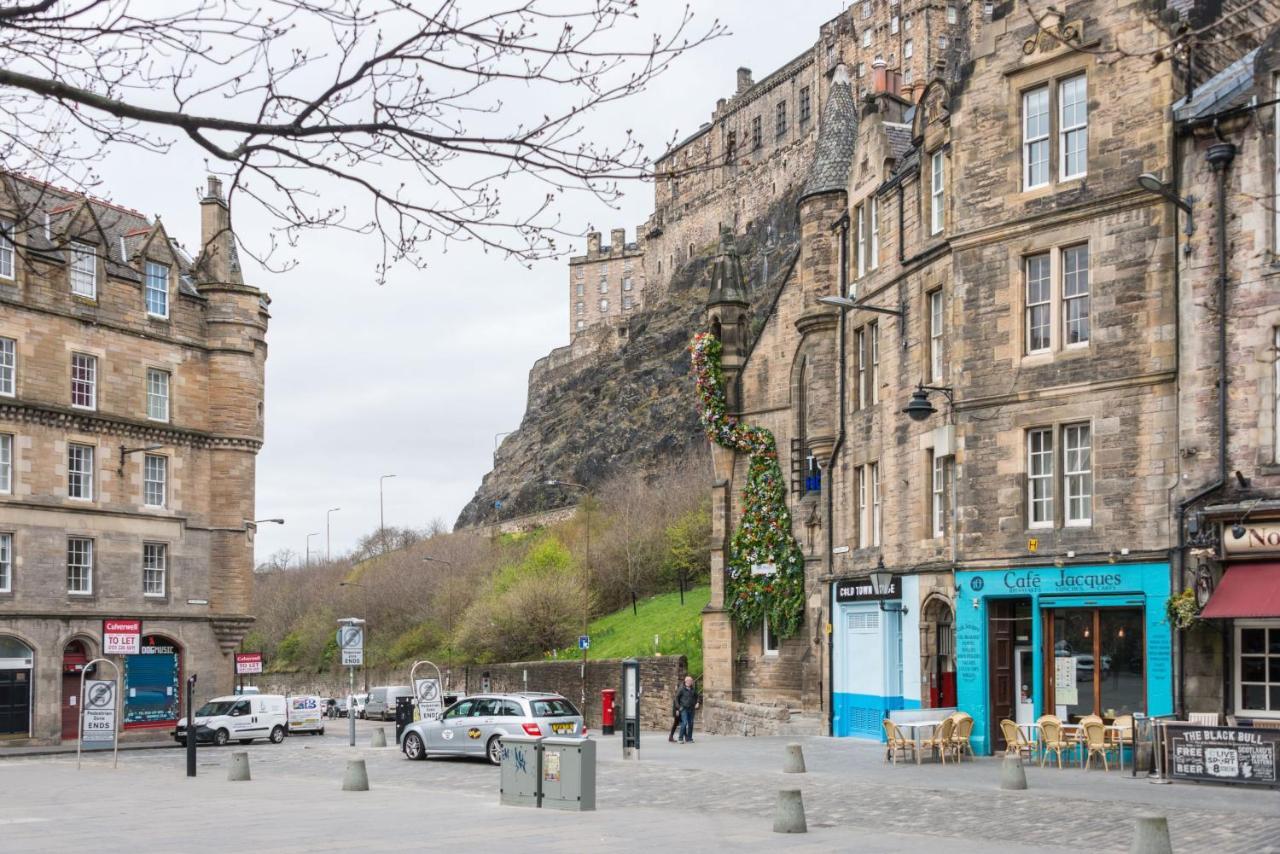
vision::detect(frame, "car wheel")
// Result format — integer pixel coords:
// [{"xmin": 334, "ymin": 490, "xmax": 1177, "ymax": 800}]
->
[
  {"xmin": 486, "ymin": 736, "xmax": 503, "ymax": 766},
  {"xmin": 214, "ymin": 729, "xmax": 230, "ymax": 747},
  {"xmin": 270, "ymin": 725, "xmax": 286, "ymax": 744},
  {"xmin": 318, "ymin": 728, "xmax": 325, "ymax": 736},
  {"xmin": 403, "ymin": 732, "xmax": 426, "ymax": 761}
]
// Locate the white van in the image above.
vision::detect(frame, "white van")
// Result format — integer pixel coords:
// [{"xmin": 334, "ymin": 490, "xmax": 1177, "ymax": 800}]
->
[
  {"xmin": 288, "ymin": 695, "xmax": 326, "ymax": 735},
  {"xmin": 365, "ymin": 685, "xmax": 413, "ymax": 721},
  {"xmin": 173, "ymin": 694, "xmax": 288, "ymax": 746}
]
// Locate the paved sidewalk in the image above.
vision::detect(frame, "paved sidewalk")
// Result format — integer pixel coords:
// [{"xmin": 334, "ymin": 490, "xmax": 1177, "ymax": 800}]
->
[{"xmin": 0, "ymin": 724, "xmax": 1275, "ymax": 853}]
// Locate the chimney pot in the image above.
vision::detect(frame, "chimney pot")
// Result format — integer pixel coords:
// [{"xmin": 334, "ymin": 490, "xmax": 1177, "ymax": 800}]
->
[{"xmin": 206, "ymin": 176, "xmax": 224, "ymax": 201}]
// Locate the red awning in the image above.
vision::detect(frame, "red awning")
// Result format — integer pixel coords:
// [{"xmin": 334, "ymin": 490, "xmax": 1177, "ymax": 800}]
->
[{"xmin": 1201, "ymin": 562, "xmax": 1280, "ymax": 619}]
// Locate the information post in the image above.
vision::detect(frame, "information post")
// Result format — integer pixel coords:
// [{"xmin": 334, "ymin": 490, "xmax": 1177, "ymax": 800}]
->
[
  {"xmin": 76, "ymin": 658, "xmax": 121, "ymax": 770},
  {"xmin": 337, "ymin": 618, "xmax": 365, "ymax": 747}
]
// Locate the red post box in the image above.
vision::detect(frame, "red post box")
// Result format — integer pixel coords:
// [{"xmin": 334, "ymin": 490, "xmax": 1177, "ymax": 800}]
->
[{"xmin": 600, "ymin": 688, "xmax": 617, "ymax": 735}]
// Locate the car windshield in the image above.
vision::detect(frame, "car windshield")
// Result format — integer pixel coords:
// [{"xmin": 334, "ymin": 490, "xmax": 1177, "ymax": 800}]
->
[
  {"xmin": 196, "ymin": 701, "xmax": 237, "ymax": 716},
  {"xmin": 531, "ymin": 698, "xmax": 579, "ymax": 718}
]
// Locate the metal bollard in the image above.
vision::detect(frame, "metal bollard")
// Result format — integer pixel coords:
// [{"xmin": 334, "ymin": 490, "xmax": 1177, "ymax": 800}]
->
[
  {"xmin": 371, "ymin": 727, "xmax": 387, "ymax": 748},
  {"xmin": 342, "ymin": 759, "xmax": 370, "ymax": 791},
  {"xmin": 999, "ymin": 755, "xmax": 1028, "ymax": 790},
  {"xmin": 227, "ymin": 751, "xmax": 251, "ymax": 782},
  {"xmin": 783, "ymin": 743, "xmax": 806, "ymax": 773},
  {"xmin": 772, "ymin": 788, "xmax": 807, "ymax": 834},
  {"xmin": 1130, "ymin": 815, "xmax": 1172, "ymax": 854}
]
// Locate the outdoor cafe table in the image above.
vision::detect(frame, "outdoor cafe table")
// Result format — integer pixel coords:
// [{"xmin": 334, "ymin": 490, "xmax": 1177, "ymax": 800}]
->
[{"xmin": 896, "ymin": 719, "xmax": 949, "ymax": 762}]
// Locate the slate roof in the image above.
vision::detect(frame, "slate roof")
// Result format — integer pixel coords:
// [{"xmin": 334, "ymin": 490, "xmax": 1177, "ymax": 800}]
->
[
  {"xmin": 3, "ymin": 175, "xmax": 203, "ymax": 296},
  {"xmin": 1173, "ymin": 47, "xmax": 1260, "ymax": 122},
  {"xmin": 884, "ymin": 122, "xmax": 913, "ymax": 163},
  {"xmin": 799, "ymin": 64, "xmax": 857, "ymax": 203},
  {"xmin": 707, "ymin": 226, "xmax": 749, "ymax": 306}
]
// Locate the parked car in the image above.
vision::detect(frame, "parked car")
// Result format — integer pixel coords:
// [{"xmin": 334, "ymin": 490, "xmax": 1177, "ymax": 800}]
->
[
  {"xmin": 173, "ymin": 694, "xmax": 287, "ymax": 746},
  {"xmin": 365, "ymin": 686, "xmax": 412, "ymax": 721},
  {"xmin": 401, "ymin": 693, "xmax": 584, "ymax": 766},
  {"xmin": 353, "ymin": 693, "xmax": 368, "ymax": 718}
]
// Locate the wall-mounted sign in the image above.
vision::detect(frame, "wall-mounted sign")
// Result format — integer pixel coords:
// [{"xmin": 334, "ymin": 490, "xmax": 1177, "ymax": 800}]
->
[
  {"xmin": 1027, "ymin": 538, "xmax": 1039, "ymax": 552},
  {"xmin": 234, "ymin": 652, "xmax": 263, "ymax": 675},
  {"xmin": 834, "ymin": 575, "xmax": 900, "ymax": 603},
  {"xmin": 103, "ymin": 620, "xmax": 141, "ymax": 655},
  {"xmin": 751, "ymin": 563, "xmax": 777, "ymax": 576},
  {"xmin": 1222, "ymin": 522, "xmax": 1280, "ymax": 557}
]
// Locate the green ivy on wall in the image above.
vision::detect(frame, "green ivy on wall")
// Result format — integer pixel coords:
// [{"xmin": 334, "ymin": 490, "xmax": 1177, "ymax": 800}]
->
[{"xmin": 689, "ymin": 331, "xmax": 806, "ymax": 637}]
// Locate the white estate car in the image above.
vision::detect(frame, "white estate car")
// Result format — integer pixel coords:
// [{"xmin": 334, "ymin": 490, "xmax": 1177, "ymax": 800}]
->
[{"xmin": 173, "ymin": 694, "xmax": 288, "ymax": 746}]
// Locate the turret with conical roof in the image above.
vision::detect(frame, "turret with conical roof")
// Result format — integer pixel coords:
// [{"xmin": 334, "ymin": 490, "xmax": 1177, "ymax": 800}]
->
[{"xmin": 705, "ymin": 224, "xmax": 751, "ymax": 412}]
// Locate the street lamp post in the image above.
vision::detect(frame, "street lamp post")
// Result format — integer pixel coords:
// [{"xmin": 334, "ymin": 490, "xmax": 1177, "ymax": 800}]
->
[
  {"xmin": 547, "ymin": 479, "xmax": 591, "ymax": 712},
  {"xmin": 379, "ymin": 474, "xmax": 396, "ymax": 554},
  {"xmin": 306, "ymin": 532, "xmax": 321, "ymax": 567},
  {"xmin": 326, "ymin": 507, "xmax": 341, "ymax": 562}
]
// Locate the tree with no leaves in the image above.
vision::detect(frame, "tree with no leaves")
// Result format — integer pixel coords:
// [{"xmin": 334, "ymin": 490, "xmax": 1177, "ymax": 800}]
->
[{"xmin": 0, "ymin": 0, "xmax": 723, "ymax": 279}]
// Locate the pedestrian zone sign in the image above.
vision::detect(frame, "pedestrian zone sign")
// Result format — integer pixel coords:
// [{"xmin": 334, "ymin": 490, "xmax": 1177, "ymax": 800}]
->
[
  {"xmin": 338, "ymin": 625, "xmax": 364, "ymax": 666},
  {"xmin": 82, "ymin": 679, "xmax": 116, "ymax": 743},
  {"xmin": 579, "ymin": 635, "xmax": 590, "ymax": 650},
  {"xmin": 415, "ymin": 678, "xmax": 442, "ymax": 719}
]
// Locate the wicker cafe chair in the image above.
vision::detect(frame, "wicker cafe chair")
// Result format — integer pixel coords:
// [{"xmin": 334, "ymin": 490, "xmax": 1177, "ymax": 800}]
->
[
  {"xmin": 1107, "ymin": 714, "xmax": 1134, "ymax": 752},
  {"xmin": 1000, "ymin": 718, "xmax": 1034, "ymax": 763},
  {"xmin": 951, "ymin": 714, "xmax": 976, "ymax": 761},
  {"xmin": 1082, "ymin": 720, "xmax": 1114, "ymax": 771},
  {"xmin": 1252, "ymin": 720, "xmax": 1280, "ymax": 730},
  {"xmin": 882, "ymin": 719, "xmax": 919, "ymax": 765},
  {"xmin": 1037, "ymin": 716, "xmax": 1071, "ymax": 769},
  {"xmin": 1188, "ymin": 712, "xmax": 1220, "ymax": 726},
  {"xmin": 921, "ymin": 716, "xmax": 957, "ymax": 764}
]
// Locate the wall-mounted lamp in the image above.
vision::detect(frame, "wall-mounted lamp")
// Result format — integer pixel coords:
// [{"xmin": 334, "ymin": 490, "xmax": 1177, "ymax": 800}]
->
[
  {"xmin": 1136, "ymin": 172, "xmax": 1195, "ymax": 239},
  {"xmin": 868, "ymin": 556, "xmax": 908, "ymax": 616},
  {"xmin": 118, "ymin": 444, "xmax": 163, "ymax": 475},
  {"xmin": 818, "ymin": 294, "xmax": 908, "ymax": 349},
  {"xmin": 902, "ymin": 383, "xmax": 955, "ymax": 422}
]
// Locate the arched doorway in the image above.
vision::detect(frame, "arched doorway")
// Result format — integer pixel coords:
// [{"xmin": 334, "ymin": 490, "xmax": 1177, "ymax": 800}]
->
[
  {"xmin": 61, "ymin": 639, "xmax": 92, "ymax": 740},
  {"xmin": 921, "ymin": 597, "xmax": 956, "ymax": 708},
  {"xmin": 123, "ymin": 635, "xmax": 181, "ymax": 729},
  {"xmin": 0, "ymin": 636, "xmax": 34, "ymax": 739}
]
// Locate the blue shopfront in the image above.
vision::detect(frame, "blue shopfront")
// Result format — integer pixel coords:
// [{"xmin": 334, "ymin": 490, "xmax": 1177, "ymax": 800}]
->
[
  {"xmin": 831, "ymin": 574, "xmax": 922, "ymax": 739},
  {"xmin": 956, "ymin": 563, "xmax": 1173, "ymax": 755}
]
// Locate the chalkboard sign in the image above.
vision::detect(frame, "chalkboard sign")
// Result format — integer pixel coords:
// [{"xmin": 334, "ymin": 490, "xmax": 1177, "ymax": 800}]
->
[{"xmin": 1169, "ymin": 725, "xmax": 1279, "ymax": 788}]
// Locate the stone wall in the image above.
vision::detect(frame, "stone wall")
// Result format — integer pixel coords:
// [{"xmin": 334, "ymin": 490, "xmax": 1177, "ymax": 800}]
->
[{"xmin": 262, "ymin": 655, "xmax": 688, "ymax": 731}]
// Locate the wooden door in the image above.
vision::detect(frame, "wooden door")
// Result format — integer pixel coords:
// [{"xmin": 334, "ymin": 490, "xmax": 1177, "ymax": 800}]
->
[
  {"xmin": 61, "ymin": 671, "xmax": 80, "ymax": 740},
  {"xmin": 0, "ymin": 670, "xmax": 30, "ymax": 737},
  {"xmin": 988, "ymin": 600, "xmax": 1016, "ymax": 750}
]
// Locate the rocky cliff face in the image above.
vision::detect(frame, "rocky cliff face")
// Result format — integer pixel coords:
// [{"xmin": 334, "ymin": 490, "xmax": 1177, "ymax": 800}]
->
[{"xmin": 455, "ymin": 192, "xmax": 802, "ymax": 529}]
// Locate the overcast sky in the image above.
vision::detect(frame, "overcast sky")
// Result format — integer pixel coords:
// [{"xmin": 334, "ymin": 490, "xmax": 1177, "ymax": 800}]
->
[{"xmin": 90, "ymin": 1, "xmax": 847, "ymax": 564}]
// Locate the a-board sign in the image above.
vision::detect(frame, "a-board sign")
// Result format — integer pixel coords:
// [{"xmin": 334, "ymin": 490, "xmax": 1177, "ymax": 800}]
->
[
  {"xmin": 102, "ymin": 620, "xmax": 141, "ymax": 655},
  {"xmin": 1170, "ymin": 725, "xmax": 1279, "ymax": 787},
  {"xmin": 415, "ymin": 678, "xmax": 442, "ymax": 719},
  {"xmin": 234, "ymin": 652, "xmax": 263, "ymax": 675},
  {"xmin": 81, "ymin": 679, "xmax": 116, "ymax": 743}
]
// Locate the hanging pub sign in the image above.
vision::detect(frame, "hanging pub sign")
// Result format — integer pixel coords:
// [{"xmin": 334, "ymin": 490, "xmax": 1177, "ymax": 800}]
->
[
  {"xmin": 835, "ymin": 574, "xmax": 900, "ymax": 603},
  {"xmin": 1170, "ymin": 725, "xmax": 1279, "ymax": 788},
  {"xmin": 1222, "ymin": 521, "xmax": 1280, "ymax": 556}
]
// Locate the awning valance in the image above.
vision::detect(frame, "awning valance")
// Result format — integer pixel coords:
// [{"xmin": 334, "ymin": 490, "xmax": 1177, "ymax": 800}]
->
[{"xmin": 1200, "ymin": 562, "xmax": 1280, "ymax": 619}]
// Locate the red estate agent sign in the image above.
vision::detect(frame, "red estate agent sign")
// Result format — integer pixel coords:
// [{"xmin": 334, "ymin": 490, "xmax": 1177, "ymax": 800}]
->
[
  {"xmin": 102, "ymin": 620, "xmax": 141, "ymax": 655},
  {"xmin": 234, "ymin": 652, "xmax": 264, "ymax": 675}
]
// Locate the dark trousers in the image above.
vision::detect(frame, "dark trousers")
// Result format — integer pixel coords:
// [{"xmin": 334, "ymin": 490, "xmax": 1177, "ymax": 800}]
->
[
  {"xmin": 679, "ymin": 708, "xmax": 694, "ymax": 742},
  {"xmin": 669, "ymin": 713, "xmax": 680, "ymax": 740}
]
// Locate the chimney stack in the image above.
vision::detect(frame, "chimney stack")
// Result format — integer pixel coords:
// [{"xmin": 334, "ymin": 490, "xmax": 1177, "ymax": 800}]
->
[
  {"xmin": 610, "ymin": 228, "xmax": 626, "ymax": 252},
  {"xmin": 199, "ymin": 174, "xmax": 237, "ymax": 283},
  {"xmin": 871, "ymin": 59, "xmax": 900, "ymax": 98},
  {"xmin": 736, "ymin": 67, "xmax": 754, "ymax": 94},
  {"xmin": 586, "ymin": 231, "xmax": 602, "ymax": 256}
]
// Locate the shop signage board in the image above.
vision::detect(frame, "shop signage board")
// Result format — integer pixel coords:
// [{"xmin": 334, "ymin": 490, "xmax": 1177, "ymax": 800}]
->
[
  {"xmin": 234, "ymin": 652, "xmax": 263, "ymax": 675},
  {"xmin": 81, "ymin": 679, "xmax": 116, "ymax": 743},
  {"xmin": 1170, "ymin": 725, "xmax": 1279, "ymax": 787},
  {"xmin": 102, "ymin": 619, "xmax": 141, "ymax": 655},
  {"xmin": 1222, "ymin": 521, "xmax": 1280, "ymax": 556},
  {"xmin": 834, "ymin": 574, "xmax": 900, "ymax": 602}
]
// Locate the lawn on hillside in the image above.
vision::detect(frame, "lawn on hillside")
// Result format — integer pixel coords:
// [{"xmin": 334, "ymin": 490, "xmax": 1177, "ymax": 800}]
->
[{"xmin": 551, "ymin": 585, "xmax": 709, "ymax": 676}]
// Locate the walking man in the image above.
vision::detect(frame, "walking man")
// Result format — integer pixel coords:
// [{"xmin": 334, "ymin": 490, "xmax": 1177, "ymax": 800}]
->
[{"xmin": 674, "ymin": 675, "xmax": 700, "ymax": 743}]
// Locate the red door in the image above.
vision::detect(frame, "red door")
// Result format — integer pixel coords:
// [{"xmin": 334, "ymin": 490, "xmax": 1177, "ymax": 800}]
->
[{"xmin": 61, "ymin": 641, "xmax": 89, "ymax": 741}]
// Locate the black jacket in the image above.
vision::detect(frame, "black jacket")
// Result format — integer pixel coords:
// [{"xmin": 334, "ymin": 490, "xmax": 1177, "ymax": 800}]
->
[{"xmin": 674, "ymin": 684, "xmax": 699, "ymax": 712}]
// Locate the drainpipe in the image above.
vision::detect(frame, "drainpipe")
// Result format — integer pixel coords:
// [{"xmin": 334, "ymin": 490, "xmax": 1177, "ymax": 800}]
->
[
  {"xmin": 826, "ymin": 211, "xmax": 850, "ymax": 737},
  {"xmin": 1173, "ymin": 139, "xmax": 1235, "ymax": 718}
]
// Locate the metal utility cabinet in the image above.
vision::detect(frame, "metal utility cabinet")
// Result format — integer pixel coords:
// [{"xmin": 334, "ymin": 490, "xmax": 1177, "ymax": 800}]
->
[
  {"xmin": 499, "ymin": 734, "xmax": 542, "ymax": 807},
  {"xmin": 540, "ymin": 737, "xmax": 596, "ymax": 811}
]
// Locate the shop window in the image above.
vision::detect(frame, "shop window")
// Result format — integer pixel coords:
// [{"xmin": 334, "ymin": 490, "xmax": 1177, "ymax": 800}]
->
[
  {"xmin": 1236, "ymin": 624, "xmax": 1280, "ymax": 716},
  {"xmin": 124, "ymin": 635, "xmax": 181, "ymax": 726},
  {"xmin": 1047, "ymin": 607, "xmax": 1145, "ymax": 720}
]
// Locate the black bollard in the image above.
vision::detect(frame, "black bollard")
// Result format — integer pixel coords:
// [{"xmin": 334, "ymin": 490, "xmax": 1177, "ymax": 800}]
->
[{"xmin": 185, "ymin": 673, "xmax": 198, "ymax": 777}]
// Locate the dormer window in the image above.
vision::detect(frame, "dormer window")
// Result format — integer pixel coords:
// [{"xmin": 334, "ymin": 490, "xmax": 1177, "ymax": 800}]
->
[
  {"xmin": 145, "ymin": 261, "xmax": 169, "ymax": 318},
  {"xmin": 69, "ymin": 241, "xmax": 96, "ymax": 298}
]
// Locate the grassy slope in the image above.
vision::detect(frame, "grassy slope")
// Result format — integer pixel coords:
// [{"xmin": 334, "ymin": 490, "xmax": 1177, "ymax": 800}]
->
[{"xmin": 551, "ymin": 586, "xmax": 710, "ymax": 677}]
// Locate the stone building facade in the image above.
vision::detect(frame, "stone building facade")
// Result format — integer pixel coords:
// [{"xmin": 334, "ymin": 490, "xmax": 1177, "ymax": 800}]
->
[
  {"xmin": 0, "ymin": 176, "xmax": 268, "ymax": 744},
  {"xmin": 701, "ymin": 0, "xmax": 1280, "ymax": 746},
  {"xmin": 568, "ymin": 228, "xmax": 644, "ymax": 339}
]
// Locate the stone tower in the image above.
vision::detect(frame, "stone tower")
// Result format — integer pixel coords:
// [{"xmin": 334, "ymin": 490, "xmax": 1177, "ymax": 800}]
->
[{"xmin": 706, "ymin": 225, "xmax": 751, "ymax": 411}]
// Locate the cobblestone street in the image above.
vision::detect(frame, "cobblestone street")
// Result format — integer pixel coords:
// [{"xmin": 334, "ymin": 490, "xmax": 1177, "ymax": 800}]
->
[{"xmin": 2, "ymin": 722, "xmax": 1277, "ymax": 852}]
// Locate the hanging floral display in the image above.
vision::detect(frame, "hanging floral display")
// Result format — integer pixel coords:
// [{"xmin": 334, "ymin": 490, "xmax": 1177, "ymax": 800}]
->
[{"xmin": 689, "ymin": 331, "xmax": 806, "ymax": 637}]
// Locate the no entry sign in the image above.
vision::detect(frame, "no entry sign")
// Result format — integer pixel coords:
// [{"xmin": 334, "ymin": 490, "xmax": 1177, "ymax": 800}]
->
[
  {"xmin": 102, "ymin": 620, "xmax": 141, "ymax": 655},
  {"xmin": 234, "ymin": 652, "xmax": 264, "ymax": 675}
]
